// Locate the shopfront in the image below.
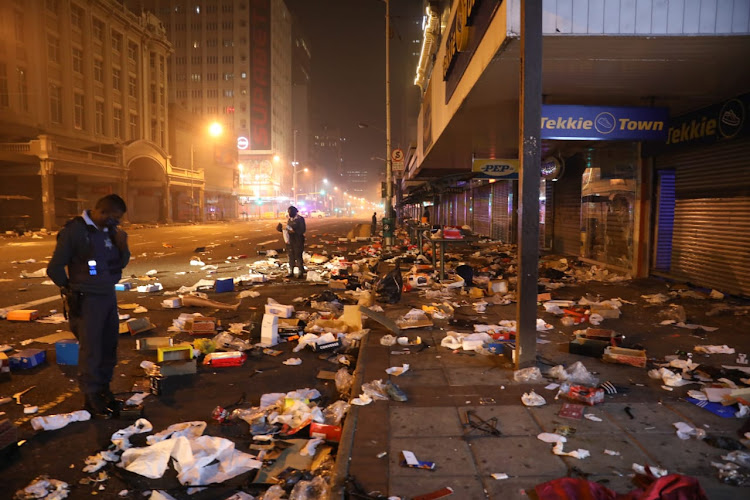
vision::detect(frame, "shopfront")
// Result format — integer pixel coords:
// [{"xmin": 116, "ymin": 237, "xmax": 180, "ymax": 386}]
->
[{"xmin": 649, "ymin": 94, "xmax": 750, "ymax": 296}]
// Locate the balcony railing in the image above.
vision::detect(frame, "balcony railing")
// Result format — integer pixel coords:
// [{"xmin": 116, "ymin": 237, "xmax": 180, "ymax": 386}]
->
[{"xmin": 0, "ymin": 143, "xmax": 31, "ymax": 153}]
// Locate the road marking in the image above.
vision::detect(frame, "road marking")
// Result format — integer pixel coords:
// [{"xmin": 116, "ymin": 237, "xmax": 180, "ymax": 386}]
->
[
  {"xmin": 15, "ymin": 388, "xmax": 79, "ymax": 426},
  {"xmin": 0, "ymin": 294, "xmax": 61, "ymax": 318},
  {"xmin": 257, "ymin": 239, "xmax": 278, "ymax": 247}
]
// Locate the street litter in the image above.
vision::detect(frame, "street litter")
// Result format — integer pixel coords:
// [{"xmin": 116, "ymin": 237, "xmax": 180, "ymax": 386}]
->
[
  {"xmin": 641, "ymin": 293, "xmax": 670, "ymax": 304},
  {"xmin": 20, "ymin": 268, "xmax": 48, "ymax": 279},
  {"xmin": 400, "ymin": 450, "xmax": 436, "ymax": 470},
  {"xmin": 695, "ymin": 345, "xmax": 735, "ymax": 354},
  {"xmin": 283, "ymin": 358, "xmax": 302, "ymax": 366},
  {"xmin": 522, "ymin": 390, "xmax": 546, "ymax": 406},
  {"xmin": 136, "ymin": 283, "xmax": 163, "ymax": 293},
  {"xmin": 492, "ymin": 473, "xmax": 510, "ymax": 480},
  {"xmin": 632, "ymin": 463, "xmax": 668, "ymax": 478},
  {"xmin": 603, "ymin": 449, "xmax": 620, "ymax": 456},
  {"xmin": 514, "ymin": 366, "xmax": 543, "ymax": 383},
  {"xmin": 238, "ymin": 290, "xmax": 261, "ymax": 299},
  {"xmin": 30, "ymin": 410, "xmax": 90, "ymax": 431},
  {"xmin": 14, "ymin": 476, "xmax": 69, "ymax": 500},
  {"xmin": 181, "ymin": 294, "xmax": 240, "ymax": 311},
  {"xmin": 386, "ymin": 364, "xmax": 409, "ymax": 376},
  {"xmin": 674, "ymin": 422, "xmax": 706, "ymax": 440},
  {"xmin": 537, "ymin": 432, "xmax": 590, "ymax": 459}
]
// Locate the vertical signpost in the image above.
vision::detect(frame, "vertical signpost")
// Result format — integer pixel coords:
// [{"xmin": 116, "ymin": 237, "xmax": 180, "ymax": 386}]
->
[{"xmin": 516, "ymin": 0, "xmax": 542, "ymax": 369}]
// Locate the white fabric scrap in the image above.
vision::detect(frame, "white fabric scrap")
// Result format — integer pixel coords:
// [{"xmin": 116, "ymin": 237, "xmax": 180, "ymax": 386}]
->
[
  {"xmin": 633, "ymin": 463, "xmax": 668, "ymax": 478},
  {"xmin": 695, "ymin": 345, "xmax": 735, "ymax": 354},
  {"xmin": 584, "ymin": 414, "xmax": 603, "ymax": 422},
  {"xmin": 283, "ymin": 358, "xmax": 302, "ymax": 366}
]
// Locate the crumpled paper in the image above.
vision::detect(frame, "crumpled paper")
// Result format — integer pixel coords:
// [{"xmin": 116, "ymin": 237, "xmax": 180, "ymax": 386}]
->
[
  {"xmin": 521, "ymin": 390, "xmax": 546, "ymax": 406},
  {"xmin": 695, "ymin": 345, "xmax": 735, "ymax": 354}
]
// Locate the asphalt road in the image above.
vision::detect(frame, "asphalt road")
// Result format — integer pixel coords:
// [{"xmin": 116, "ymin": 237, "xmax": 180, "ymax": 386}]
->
[{"xmin": 0, "ymin": 216, "xmax": 369, "ymax": 499}]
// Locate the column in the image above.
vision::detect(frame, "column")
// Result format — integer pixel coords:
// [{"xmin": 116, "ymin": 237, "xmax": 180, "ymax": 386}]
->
[
  {"xmin": 40, "ymin": 160, "xmax": 56, "ymax": 230},
  {"xmin": 163, "ymin": 180, "xmax": 172, "ymax": 223}
]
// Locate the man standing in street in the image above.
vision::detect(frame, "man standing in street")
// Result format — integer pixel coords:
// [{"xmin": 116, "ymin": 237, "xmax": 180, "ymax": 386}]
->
[
  {"xmin": 285, "ymin": 205, "xmax": 306, "ymax": 278},
  {"xmin": 371, "ymin": 212, "xmax": 378, "ymax": 237},
  {"xmin": 47, "ymin": 194, "xmax": 130, "ymax": 418}
]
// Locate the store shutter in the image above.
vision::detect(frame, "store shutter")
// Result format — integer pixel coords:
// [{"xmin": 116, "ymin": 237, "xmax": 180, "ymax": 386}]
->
[
  {"xmin": 655, "ymin": 138, "xmax": 750, "ymax": 296},
  {"xmin": 491, "ymin": 181, "xmax": 512, "ymax": 242},
  {"xmin": 552, "ymin": 154, "xmax": 585, "ymax": 256},
  {"xmin": 473, "ymin": 184, "xmax": 491, "ymax": 236}
]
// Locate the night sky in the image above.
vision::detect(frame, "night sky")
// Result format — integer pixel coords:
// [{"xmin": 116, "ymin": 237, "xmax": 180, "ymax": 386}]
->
[{"xmin": 284, "ymin": 0, "xmax": 402, "ymax": 187}]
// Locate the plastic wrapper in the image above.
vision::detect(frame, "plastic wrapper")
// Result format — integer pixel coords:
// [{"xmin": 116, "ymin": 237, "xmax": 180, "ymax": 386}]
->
[
  {"xmin": 334, "ymin": 368, "xmax": 354, "ymax": 395},
  {"xmin": 289, "ymin": 475, "xmax": 329, "ymax": 500},
  {"xmin": 261, "ymin": 485, "xmax": 286, "ymax": 500},
  {"xmin": 323, "ymin": 400, "xmax": 350, "ymax": 425},
  {"xmin": 521, "ymin": 390, "xmax": 546, "ymax": 406},
  {"xmin": 380, "ymin": 334, "xmax": 397, "ymax": 346},
  {"xmin": 193, "ymin": 338, "xmax": 216, "ymax": 354},
  {"xmin": 547, "ymin": 362, "xmax": 599, "ymax": 386},
  {"xmin": 513, "ymin": 366, "xmax": 543, "ymax": 383},
  {"xmin": 30, "ymin": 410, "xmax": 90, "ymax": 431},
  {"xmin": 361, "ymin": 380, "xmax": 390, "ymax": 400},
  {"xmin": 658, "ymin": 304, "xmax": 687, "ymax": 323},
  {"xmin": 559, "ymin": 382, "xmax": 604, "ymax": 405}
]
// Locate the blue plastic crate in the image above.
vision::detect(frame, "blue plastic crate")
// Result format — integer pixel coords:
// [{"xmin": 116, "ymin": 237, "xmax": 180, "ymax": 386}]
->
[
  {"xmin": 55, "ymin": 339, "xmax": 79, "ymax": 366},
  {"xmin": 214, "ymin": 278, "xmax": 234, "ymax": 293},
  {"xmin": 9, "ymin": 349, "xmax": 47, "ymax": 370}
]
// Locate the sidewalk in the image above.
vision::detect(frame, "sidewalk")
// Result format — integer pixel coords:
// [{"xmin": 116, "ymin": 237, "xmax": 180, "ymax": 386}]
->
[{"xmin": 336, "ymin": 270, "xmax": 750, "ymax": 499}]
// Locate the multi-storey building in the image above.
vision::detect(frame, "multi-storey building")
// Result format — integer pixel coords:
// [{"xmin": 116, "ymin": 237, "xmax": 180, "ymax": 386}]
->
[
  {"xmin": 129, "ymin": 0, "xmax": 293, "ymax": 218},
  {"xmin": 0, "ymin": 0, "xmax": 182, "ymax": 228}
]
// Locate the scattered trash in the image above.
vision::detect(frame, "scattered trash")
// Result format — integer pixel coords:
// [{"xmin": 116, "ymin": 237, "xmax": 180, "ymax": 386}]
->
[{"xmin": 522, "ymin": 390, "xmax": 546, "ymax": 407}]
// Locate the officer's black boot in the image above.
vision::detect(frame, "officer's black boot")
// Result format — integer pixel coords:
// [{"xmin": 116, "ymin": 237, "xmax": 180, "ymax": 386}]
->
[
  {"xmin": 84, "ymin": 392, "xmax": 114, "ymax": 419},
  {"xmin": 100, "ymin": 385, "xmax": 124, "ymax": 414}
]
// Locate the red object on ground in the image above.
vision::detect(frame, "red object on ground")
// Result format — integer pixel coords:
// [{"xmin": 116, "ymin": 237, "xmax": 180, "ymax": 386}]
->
[{"xmin": 535, "ymin": 474, "xmax": 709, "ymax": 500}]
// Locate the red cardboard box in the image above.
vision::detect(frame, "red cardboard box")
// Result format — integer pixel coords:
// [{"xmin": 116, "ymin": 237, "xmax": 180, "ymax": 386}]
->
[{"xmin": 310, "ymin": 422, "xmax": 342, "ymax": 442}]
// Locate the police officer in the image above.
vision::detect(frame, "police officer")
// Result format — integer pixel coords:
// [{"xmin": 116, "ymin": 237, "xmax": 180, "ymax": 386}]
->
[
  {"xmin": 285, "ymin": 206, "xmax": 306, "ymax": 278},
  {"xmin": 47, "ymin": 194, "xmax": 130, "ymax": 418}
]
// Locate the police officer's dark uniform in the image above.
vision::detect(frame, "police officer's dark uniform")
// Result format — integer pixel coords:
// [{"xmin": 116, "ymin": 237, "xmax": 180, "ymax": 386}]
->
[
  {"xmin": 286, "ymin": 206, "xmax": 306, "ymax": 278},
  {"xmin": 47, "ymin": 195, "xmax": 130, "ymax": 418}
]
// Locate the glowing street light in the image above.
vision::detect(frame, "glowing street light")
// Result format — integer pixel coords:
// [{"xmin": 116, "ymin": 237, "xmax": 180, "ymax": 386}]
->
[{"xmin": 208, "ymin": 122, "xmax": 223, "ymax": 137}]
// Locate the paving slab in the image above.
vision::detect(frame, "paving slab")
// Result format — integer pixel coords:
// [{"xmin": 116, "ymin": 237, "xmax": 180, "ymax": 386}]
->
[
  {"xmin": 469, "ymin": 436, "xmax": 568, "ymax": 477},
  {"xmin": 445, "ymin": 366, "xmax": 512, "ymax": 386},
  {"xmin": 529, "ymin": 401, "xmax": 622, "ymax": 435},
  {"xmin": 390, "ymin": 367, "xmax": 449, "ymax": 388},
  {"xmin": 484, "ymin": 475, "xmax": 572, "ymax": 500},
  {"xmin": 635, "ymin": 434, "xmax": 731, "ymax": 475},
  {"xmin": 553, "ymin": 433, "xmax": 652, "ymax": 475},
  {"xmin": 459, "ymin": 405, "xmax": 542, "ymax": 437},
  {"xmin": 603, "ymin": 402, "xmax": 684, "ymax": 434},
  {"xmin": 664, "ymin": 400, "xmax": 743, "ymax": 433},
  {"xmin": 389, "ymin": 475, "xmax": 489, "ymax": 500},
  {"xmin": 390, "ymin": 406, "xmax": 463, "ymax": 437},
  {"xmin": 389, "ymin": 436, "xmax": 477, "ymax": 478}
]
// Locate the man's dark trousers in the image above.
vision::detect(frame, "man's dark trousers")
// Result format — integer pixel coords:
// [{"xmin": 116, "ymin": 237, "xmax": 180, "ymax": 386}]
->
[{"xmin": 69, "ymin": 292, "xmax": 119, "ymax": 394}]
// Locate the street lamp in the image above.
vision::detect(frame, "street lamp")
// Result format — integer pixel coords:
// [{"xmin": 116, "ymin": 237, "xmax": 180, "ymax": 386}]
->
[
  {"xmin": 189, "ymin": 121, "xmax": 224, "ymax": 223},
  {"xmin": 293, "ymin": 165, "xmax": 308, "ymax": 204}
]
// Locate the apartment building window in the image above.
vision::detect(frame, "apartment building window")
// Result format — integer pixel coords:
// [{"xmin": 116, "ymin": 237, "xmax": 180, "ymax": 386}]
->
[
  {"xmin": 206, "ymin": 5, "xmax": 217, "ymax": 13},
  {"xmin": 70, "ymin": 4, "xmax": 83, "ymax": 30},
  {"xmin": 191, "ymin": 73, "xmax": 201, "ymax": 82},
  {"xmin": 150, "ymin": 84, "xmax": 156, "ymax": 104},
  {"xmin": 150, "ymin": 52, "xmax": 155, "ymax": 69},
  {"xmin": 191, "ymin": 90, "xmax": 202, "ymax": 98},
  {"xmin": 240, "ymin": 119, "xmax": 246, "ymax": 128},
  {"xmin": 159, "ymin": 56, "xmax": 165, "ymax": 75},
  {"xmin": 150, "ymin": 119, "xmax": 157, "ymax": 141},
  {"xmin": 240, "ymin": 87, "xmax": 247, "ymax": 95},
  {"xmin": 92, "ymin": 18, "xmax": 104, "ymax": 42},
  {"xmin": 128, "ymin": 42, "xmax": 137, "ymax": 61},
  {"xmin": 129, "ymin": 113, "xmax": 138, "ymax": 138},
  {"xmin": 112, "ymin": 68, "xmax": 121, "ymax": 91},
  {"xmin": 191, "ymin": 56, "xmax": 201, "ymax": 64},
  {"xmin": 128, "ymin": 75, "xmax": 136, "ymax": 97},
  {"xmin": 206, "ymin": 39, "xmax": 217, "ymax": 47},
  {"xmin": 191, "ymin": 23, "xmax": 201, "ymax": 31},
  {"xmin": 73, "ymin": 93, "xmax": 85, "ymax": 130},
  {"xmin": 240, "ymin": 71, "xmax": 247, "ymax": 79},
  {"xmin": 194, "ymin": 5, "xmax": 201, "ymax": 14},
  {"xmin": 175, "ymin": 56, "xmax": 187, "ymax": 65},
  {"xmin": 207, "ymin": 56, "xmax": 218, "ymax": 64},
  {"xmin": 14, "ymin": 11, "xmax": 24, "ymax": 42},
  {"xmin": 0, "ymin": 64, "xmax": 8, "ymax": 107},
  {"xmin": 72, "ymin": 47, "xmax": 83, "ymax": 73},
  {"xmin": 240, "ymin": 37, "xmax": 247, "ymax": 45},
  {"xmin": 222, "ymin": 22, "xmax": 233, "ymax": 30},
  {"xmin": 222, "ymin": 5, "xmax": 233, "ymax": 13},
  {"xmin": 223, "ymin": 72, "xmax": 233, "ymax": 80},
  {"xmin": 222, "ymin": 56, "xmax": 233, "ymax": 64},
  {"xmin": 176, "ymin": 73, "xmax": 186, "ymax": 81},
  {"xmin": 175, "ymin": 24, "xmax": 186, "ymax": 31},
  {"xmin": 47, "ymin": 35, "xmax": 60, "ymax": 63},
  {"xmin": 49, "ymin": 84, "xmax": 62, "ymax": 123},
  {"xmin": 17, "ymin": 67, "xmax": 28, "ymax": 111},
  {"xmin": 45, "ymin": 0, "xmax": 58, "ymax": 13},
  {"xmin": 94, "ymin": 59, "xmax": 103, "ymax": 82},
  {"xmin": 176, "ymin": 90, "xmax": 187, "ymax": 98},
  {"xmin": 240, "ymin": 19, "xmax": 246, "ymax": 27},
  {"xmin": 95, "ymin": 101, "xmax": 104, "ymax": 134},
  {"xmin": 192, "ymin": 40, "xmax": 200, "ymax": 49},
  {"xmin": 112, "ymin": 31, "xmax": 122, "ymax": 54},
  {"xmin": 223, "ymin": 39, "xmax": 233, "ymax": 47},
  {"xmin": 240, "ymin": 102, "xmax": 247, "ymax": 111},
  {"xmin": 159, "ymin": 86, "xmax": 165, "ymax": 106},
  {"xmin": 223, "ymin": 89, "xmax": 233, "ymax": 97},
  {"xmin": 192, "ymin": 107, "xmax": 201, "ymax": 114},
  {"xmin": 207, "ymin": 89, "xmax": 217, "ymax": 97},
  {"xmin": 207, "ymin": 73, "xmax": 217, "ymax": 81},
  {"xmin": 206, "ymin": 105, "xmax": 217, "ymax": 113},
  {"xmin": 207, "ymin": 23, "xmax": 217, "ymax": 30},
  {"xmin": 160, "ymin": 121, "xmax": 165, "ymax": 147},
  {"xmin": 113, "ymin": 107, "xmax": 123, "ymax": 138}
]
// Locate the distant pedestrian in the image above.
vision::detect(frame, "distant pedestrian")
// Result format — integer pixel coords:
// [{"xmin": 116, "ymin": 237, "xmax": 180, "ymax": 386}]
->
[
  {"xmin": 422, "ymin": 207, "xmax": 430, "ymax": 224},
  {"xmin": 46, "ymin": 194, "xmax": 131, "ymax": 418},
  {"xmin": 371, "ymin": 212, "xmax": 378, "ymax": 236},
  {"xmin": 285, "ymin": 206, "xmax": 306, "ymax": 278}
]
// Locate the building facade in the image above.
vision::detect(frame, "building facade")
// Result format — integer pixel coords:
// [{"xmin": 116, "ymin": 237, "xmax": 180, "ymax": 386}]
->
[
  {"xmin": 0, "ymin": 0, "xmax": 181, "ymax": 229},
  {"xmin": 403, "ymin": 0, "xmax": 750, "ymax": 296}
]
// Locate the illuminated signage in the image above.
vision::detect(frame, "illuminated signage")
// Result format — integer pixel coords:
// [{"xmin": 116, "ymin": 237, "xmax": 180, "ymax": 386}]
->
[
  {"xmin": 472, "ymin": 158, "xmax": 519, "ymax": 179},
  {"xmin": 237, "ymin": 136, "xmax": 249, "ymax": 150},
  {"xmin": 443, "ymin": 0, "xmax": 480, "ymax": 80},
  {"xmin": 541, "ymin": 105, "xmax": 669, "ymax": 141},
  {"xmin": 250, "ymin": 0, "xmax": 271, "ymax": 150}
]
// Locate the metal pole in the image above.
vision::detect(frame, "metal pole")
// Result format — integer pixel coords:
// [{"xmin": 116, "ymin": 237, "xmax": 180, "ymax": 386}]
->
[
  {"xmin": 190, "ymin": 143, "xmax": 194, "ymax": 223},
  {"xmin": 515, "ymin": 0, "xmax": 543, "ymax": 369},
  {"xmin": 293, "ymin": 129, "xmax": 298, "ymax": 204},
  {"xmin": 384, "ymin": 0, "xmax": 393, "ymax": 248}
]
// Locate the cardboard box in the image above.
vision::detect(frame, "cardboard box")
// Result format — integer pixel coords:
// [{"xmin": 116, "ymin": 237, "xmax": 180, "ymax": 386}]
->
[
  {"xmin": 590, "ymin": 304, "xmax": 621, "ymax": 319},
  {"xmin": 261, "ymin": 314, "xmax": 279, "ymax": 346},
  {"xmin": 115, "ymin": 283, "xmax": 133, "ymax": 291},
  {"xmin": 161, "ymin": 297, "xmax": 182, "ymax": 309},
  {"xmin": 569, "ymin": 337, "xmax": 610, "ymax": 358},
  {"xmin": 487, "ymin": 280, "xmax": 508, "ymax": 296},
  {"xmin": 0, "ymin": 352, "xmax": 10, "ymax": 381},
  {"xmin": 6, "ymin": 310, "xmax": 39, "ymax": 321},
  {"xmin": 203, "ymin": 351, "xmax": 247, "ymax": 367},
  {"xmin": 159, "ymin": 358, "xmax": 197, "ymax": 377},
  {"xmin": 329, "ymin": 279, "xmax": 347, "ymax": 290},
  {"xmin": 265, "ymin": 303, "xmax": 294, "ymax": 318},
  {"xmin": 55, "ymin": 339, "xmax": 79, "ymax": 365},
  {"xmin": 310, "ymin": 422, "xmax": 342, "ymax": 442},
  {"xmin": 136, "ymin": 337, "xmax": 175, "ymax": 351},
  {"xmin": 186, "ymin": 317, "xmax": 217, "ymax": 335},
  {"xmin": 157, "ymin": 344, "xmax": 194, "ymax": 362},
  {"xmin": 214, "ymin": 278, "xmax": 234, "ymax": 293},
  {"xmin": 278, "ymin": 318, "xmax": 303, "ymax": 338},
  {"xmin": 127, "ymin": 317, "xmax": 156, "ymax": 335},
  {"xmin": 9, "ymin": 349, "xmax": 46, "ymax": 370},
  {"xmin": 312, "ymin": 339, "xmax": 342, "ymax": 352},
  {"xmin": 603, "ymin": 346, "xmax": 647, "ymax": 368}
]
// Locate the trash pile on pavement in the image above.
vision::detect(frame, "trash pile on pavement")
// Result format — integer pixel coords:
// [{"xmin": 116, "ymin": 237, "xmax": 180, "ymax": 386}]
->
[{"xmin": 2, "ymin": 223, "xmax": 750, "ymax": 499}]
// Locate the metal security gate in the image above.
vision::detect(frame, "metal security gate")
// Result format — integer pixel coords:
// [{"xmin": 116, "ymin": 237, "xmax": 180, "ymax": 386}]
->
[
  {"xmin": 491, "ymin": 181, "xmax": 512, "ymax": 242},
  {"xmin": 654, "ymin": 138, "xmax": 750, "ymax": 296},
  {"xmin": 552, "ymin": 154, "xmax": 585, "ymax": 256},
  {"xmin": 472, "ymin": 184, "xmax": 492, "ymax": 237}
]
